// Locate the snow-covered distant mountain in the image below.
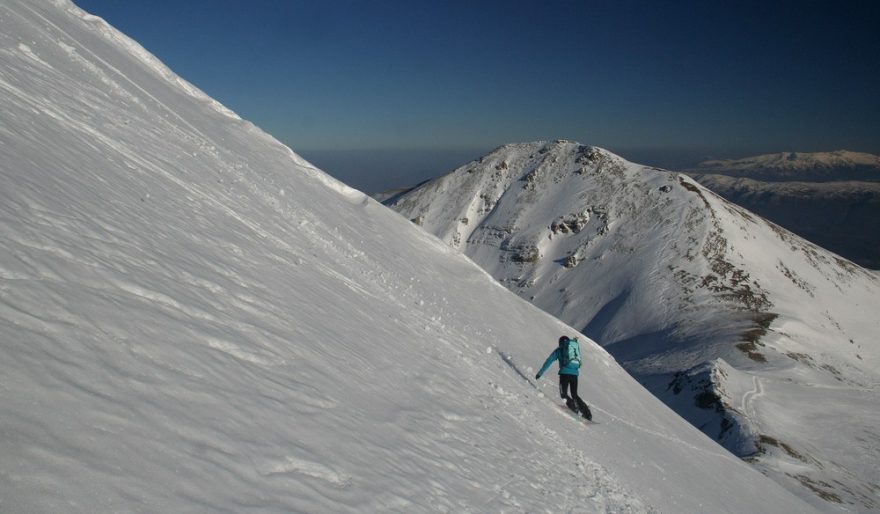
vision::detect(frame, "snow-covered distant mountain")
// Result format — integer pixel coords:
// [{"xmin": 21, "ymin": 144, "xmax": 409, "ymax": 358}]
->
[
  {"xmin": 695, "ymin": 150, "xmax": 880, "ymax": 182},
  {"xmin": 0, "ymin": 2, "xmax": 824, "ymax": 513},
  {"xmin": 688, "ymin": 150, "xmax": 880, "ymax": 269},
  {"xmin": 386, "ymin": 140, "xmax": 880, "ymax": 511},
  {"xmin": 689, "ymin": 174, "xmax": 880, "ymax": 269}
]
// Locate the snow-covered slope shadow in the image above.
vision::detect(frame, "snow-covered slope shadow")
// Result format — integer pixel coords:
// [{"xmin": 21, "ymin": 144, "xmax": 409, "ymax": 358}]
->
[
  {"xmin": 0, "ymin": 1, "xmax": 823, "ymax": 513},
  {"xmin": 387, "ymin": 140, "xmax": 880, "ymax": 512}
]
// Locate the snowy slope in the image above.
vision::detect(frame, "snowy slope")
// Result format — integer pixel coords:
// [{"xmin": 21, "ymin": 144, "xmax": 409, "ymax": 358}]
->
[
  {"xmin": 695, "ymin": 150, "xmax": 880, "ymax": 182},
  {"xmin": 688, "ymin": 174, "xmax": 880, "ymax": 269},
  {"xmin": 387, "ymin": 140, "xmax": 880, "ymax": 511},
  {"xmin": 0, "ymin": 2, "xmax": 823, "ymax": 513}
]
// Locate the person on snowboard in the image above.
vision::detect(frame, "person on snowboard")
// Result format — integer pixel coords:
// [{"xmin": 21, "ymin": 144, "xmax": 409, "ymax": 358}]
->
[{"xmin": 535, "ymin": 335, "xmax": 592, "ymax": 420}]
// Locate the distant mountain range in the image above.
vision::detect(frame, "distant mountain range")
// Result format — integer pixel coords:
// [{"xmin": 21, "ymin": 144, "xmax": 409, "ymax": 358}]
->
[
  {"xmin": 385, "ymin": 141, "xmax": 880, "ymax": 511},
  {"xmin": 685, "ymin": 150, "xmax": 880, "ymax": 269},
  {"xmin": 694, "ymin": 150, "xmax": 880, "ymax": 182}
]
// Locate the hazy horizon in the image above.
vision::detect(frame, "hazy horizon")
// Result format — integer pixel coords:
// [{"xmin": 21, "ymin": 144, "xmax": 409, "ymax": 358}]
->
[{"xmin": 300, "ymin": 144, "xmax": 842, "ymax": 195}]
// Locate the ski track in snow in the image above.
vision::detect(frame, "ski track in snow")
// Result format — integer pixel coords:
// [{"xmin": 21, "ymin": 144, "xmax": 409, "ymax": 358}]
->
[{"xmin": 740, "ymin": 375, "xmax": 764, "ymax": 420}]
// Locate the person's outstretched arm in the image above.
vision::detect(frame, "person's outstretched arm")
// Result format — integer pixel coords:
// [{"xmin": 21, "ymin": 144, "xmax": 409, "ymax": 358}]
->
[{"xmin": 535, "ymin": 349, "xmax": 559, "ymax": 379}]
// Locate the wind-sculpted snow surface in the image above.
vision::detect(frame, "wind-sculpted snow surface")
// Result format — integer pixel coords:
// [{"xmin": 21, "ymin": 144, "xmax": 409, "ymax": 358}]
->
[
  {"xmin": 0, "ymin": 1, "xmax": 822, "ymax": 513},
  {"xmin": 388, "ymin": 140, "xmax": 880, "ymax": 511}
]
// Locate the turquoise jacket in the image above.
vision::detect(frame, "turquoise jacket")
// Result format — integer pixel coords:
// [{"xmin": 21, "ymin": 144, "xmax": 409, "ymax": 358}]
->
[{"xmin": 536, "ymin": 347, "xmax": 580, "ymax": 377}]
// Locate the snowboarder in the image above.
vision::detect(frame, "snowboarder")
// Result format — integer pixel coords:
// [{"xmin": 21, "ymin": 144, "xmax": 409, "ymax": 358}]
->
[{"xmin": 535, "ymin": 335, "xmax": 592, "ymax": 420}]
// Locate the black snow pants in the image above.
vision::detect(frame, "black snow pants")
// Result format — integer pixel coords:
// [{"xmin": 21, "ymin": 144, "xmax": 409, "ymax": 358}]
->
[{"xmin": 559, "ymin": 374, "xmax": 590, "ymax": 418}]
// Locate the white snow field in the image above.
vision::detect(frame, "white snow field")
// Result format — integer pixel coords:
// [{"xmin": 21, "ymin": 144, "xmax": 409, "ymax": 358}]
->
[
  {"xmin": 0, "ymin": 1, "xmax": 823, "ymax": 513},
  {"xmin": 387, "ymin": 141, "xmax": 880, "ymax": 512}
]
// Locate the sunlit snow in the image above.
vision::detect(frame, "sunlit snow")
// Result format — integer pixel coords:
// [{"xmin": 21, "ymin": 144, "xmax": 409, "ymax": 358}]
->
[{"xmin": 0, "ymin": 1, "xmax": 826, "ymax": 512}]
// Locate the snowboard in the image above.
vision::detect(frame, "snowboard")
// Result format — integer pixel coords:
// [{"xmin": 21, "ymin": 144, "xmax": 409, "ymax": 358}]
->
[{"xmin": 559, "ymin": 404, "xmax": 597, "ymax": 424}]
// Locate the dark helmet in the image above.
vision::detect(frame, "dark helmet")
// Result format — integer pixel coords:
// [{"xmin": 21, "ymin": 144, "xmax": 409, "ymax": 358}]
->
[{"xmin": 558, "ymin": 335, "xmax": 569, "ymax": 344}]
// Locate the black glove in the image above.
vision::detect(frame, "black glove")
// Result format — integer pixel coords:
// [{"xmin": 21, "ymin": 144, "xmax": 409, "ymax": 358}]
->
[{"xmin": 535, "ymin": 373, "xmax": 541, "ymax": 380}]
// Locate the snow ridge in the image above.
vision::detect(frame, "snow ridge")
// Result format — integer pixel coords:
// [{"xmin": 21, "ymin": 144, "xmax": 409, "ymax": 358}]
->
[{"xmin": 56, "ymin": 0, "xmax": 241, "ymax": 121}]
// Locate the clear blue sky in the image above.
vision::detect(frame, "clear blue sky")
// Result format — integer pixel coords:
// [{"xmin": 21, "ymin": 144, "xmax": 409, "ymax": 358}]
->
[{"xmin": 74, "ymin": 0, "xmax": 880, "ymax": 192}]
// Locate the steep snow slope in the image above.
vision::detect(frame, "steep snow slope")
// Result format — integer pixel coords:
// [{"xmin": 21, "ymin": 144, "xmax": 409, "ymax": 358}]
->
[
  {"xmin": 695, "ymin": 150, "xmax": 880, "ymax": 182},
  {"xmin": 387, "ymin": 140, "xmax": 880, "ymax": 511},
  {"xmin": 689, "ymin": 174, "xmax": 880, "ymax": 269},
  {"xmin": 0, "ymin": 2, "xmax": 821, "ymax": 513}
]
